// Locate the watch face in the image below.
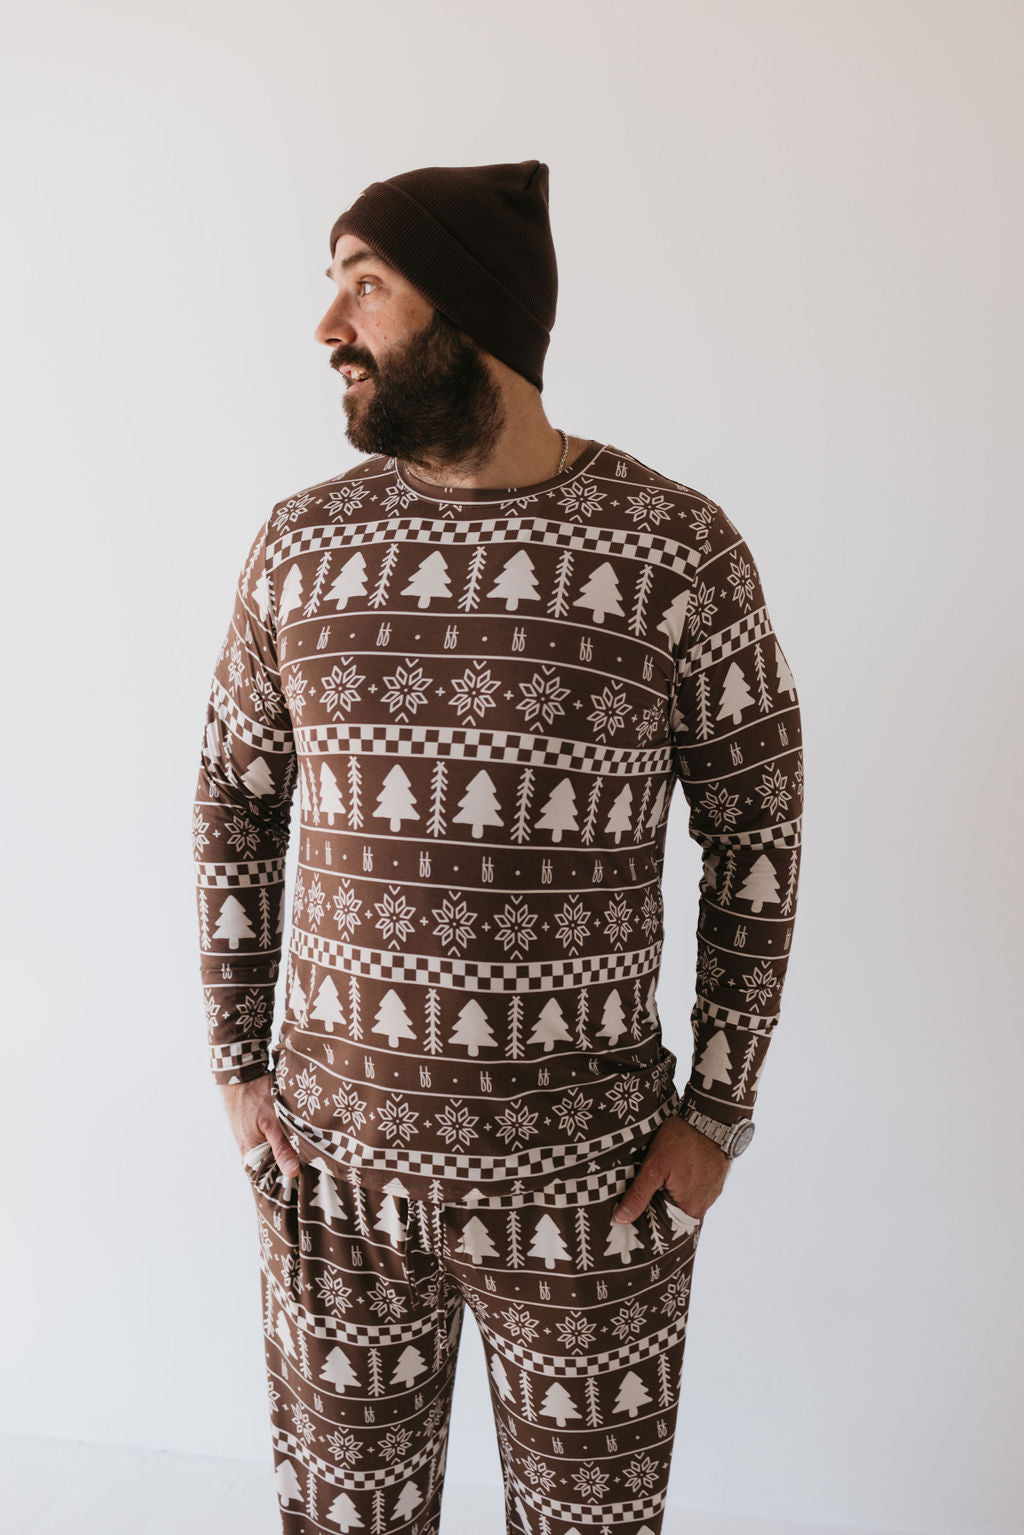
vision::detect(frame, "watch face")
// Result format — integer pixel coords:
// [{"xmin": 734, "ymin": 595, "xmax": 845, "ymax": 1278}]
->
[{"xmin": 731, "ymin": 1122, "xmax": 755, "ymax": 1155}]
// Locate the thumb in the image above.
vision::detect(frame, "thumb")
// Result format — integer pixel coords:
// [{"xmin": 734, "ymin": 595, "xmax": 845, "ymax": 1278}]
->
[
  {"xmin": 612, "ymin": 1161, "xmax": 663, "ymax": 1224},
  {"xmin": 269, "ymin": 1120, "xmax": 301, "ymax": 1177}
]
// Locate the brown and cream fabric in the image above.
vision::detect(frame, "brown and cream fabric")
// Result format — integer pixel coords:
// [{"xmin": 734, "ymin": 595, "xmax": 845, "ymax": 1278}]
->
[
  {"xmin": 242, "ymin": 1129, "xmax": 703, "ymax": 1534},
  {"xmin": 192, "ymin": 438, "xmax": 803, "ymax": 1204}
]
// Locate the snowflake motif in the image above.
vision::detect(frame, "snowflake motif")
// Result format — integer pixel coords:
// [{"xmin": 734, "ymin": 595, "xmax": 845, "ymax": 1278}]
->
[
  {"xmin": 431, "ymin": 892, "xmax": 478, "ymax": 953},
  {"xmin": 492, "ymin": 895, "xmax": 539, "ymax": 956},
  {"xmin": 382, "ymin": 479, "xmax": 428, "ymax": 515},
  {"xmin": 292, "ymin": 1065, "xmax": 323, "ymax": 1116},
  {"xmin": 434, "ymin": 1101, "xmax": 480, "ymax": 1150},
  {"xmin": 696, "ymin": 944, "xmax": 725, "ymax": 992},
  {"xmin": 377, "ymin": 1096, "xmax": 419, "ymax": 1146},
  {"xmin": 235, "ymin": 989, "xmax": 271, "ymax": 1039},
  {"xmin": 501, "ymin": 1305, "xmax": 541, "ymax": 1344},
  {"xmin": 381, "ymin": 659, "xmax": 433, "ymax": 721},
  {"xmin": 606, "ymin": 1074, "xmax": 645, "ymax": 1121},
  {"xmin": 326, "ymin": 1426, "xmax": 362, "ymax": 1465},
  {"xmin": 449, "ymin": 660, "xmax": 502, "ymax": 721},
  {"xmin": 624, "ymin": 1452, "xmax": 661, "ymax": 1495},
  {"xmin": 331, "ymin": 1084, "xmax": 368, "ymax": 1133},
  {"xmin": 271, "ymin": 492, "xmax": 316, "ymax": 531},
  {"xmin": 323, "ymin": 482, "xmax": 370, "ymax": 521},
  {"xmin": 492, "ymin": 1100, "xmax": 541, "ymax": 1150},
  {"xmin": 610, "ymin": 1296, "xmax": 649, "ymax": 1341},
  {"xmin": 282, "ymin": 1248, "xmax": 302, "ymax": 1301},
  {"xmin": 553, "ymin": 478, "xmax": 607, "ymax": 523},
  {"xmin": 225, "ymin": 811, "xmax": 261, "ymax": 858},
  {"xmin": 572, "ymin": 1460, "xmax": 611, "ymax": 1500},
  {"xmin": 640, "ymin": 887, "xmax": 662, "ymax": 942},
  {"xmin": 661, "ymin": 1270, "xmax": 691, "ymax": 1318},
  {"xmin": 320, "ymin": 659, "xmax": 365, "ymax": 719},
  {"xmin": 687, "ymin": 579, "xmax": 718, "ymax": 634},
  {"xmin": 374, "ymin": 886, "xmax": 417, "ymax": 947},
  {"xmin": 293, "ymin": 867, "xmax": 307, "ymax": 917},
  {"xmin": 636, "ymin": 701, "xmax": 664, "ymax": 744},
  {"xmin": 203, "ymin": 989, "xmax": 221, "ymax": 1026},
  {"xmin": 552, "ymin": 1086, "xmax": 592, "ymax": 1140},
  {"xmin": 257, "ymin": 1223, "xmax": 274, "ymax": 1268},
  {"xmin": 192, "ymin": 806, "xmax": 210, "ymax": 857},
  {"xmin": 625, "ymin": 488, "xmax": 676, "ymax": 527},
  {"xmin": 699, "ymin": 781, "xmax": 742, "ymax": 831},
  {"xmin": 331, "ymin": 881, "xmax": 363, "ymax": 938},
  {"xmin": 283, "ymin": 668, "xmax": 308, "ymax": 721},
  {"xmin": 290, "ymin": 1396, "xmax": 316, "ymax": 1445},
  {"xmin": 555, "ymin": 1310, "xmax": 598, "ymax": 1353},
  {"xmin": 306, "ymin": 873, "xmax": 326, "ymax": 928},
  {"xmin": 516, "ymin": 670, "xmax": 570, "ymax": 729},
  {"xmin": 689, "ymin": 504, "xmax": 714, "ymax": 548},
  {"xmin": 586, "ymin": 684, "xmax": 631, "ymax": 740},
  {"xmin": 602, "ymin": 895, "xmax": 634, "ymax": 948},
  {"xmin": 757, "ymin": 764, "xmax": 792, "ymax": 819},
  {"xmin": 742, "ymin": 962, "xmax": 779, "ymax": 1010},
  {"xmin": 228, "ymin": 639, "xmax": 245, "ymax": 693},
  {"xmin": 554, "ymin": 896, "xmax": 590, "ymax": 954},
  {"xmin": 728, "ymin": 551, "xmax": 757, "ymax": 610},
  {"xmin": 250, "ymin": 671, "xmax": 285, "ymax": 721},
  {"xmin": 316, "ymin": 1271, "xmax": 353, "ymax": 1314},
  {"xmin": 368, "ymin": 1280, "xmax": 407, "ymax": 1321},
  {"xmin": 522, "ymin": 1451, "xmax": 557, "ymax": 1492},
  {"xmin": 380, "ymin": 1425, "xmax": 414, "ymax": 1464}
]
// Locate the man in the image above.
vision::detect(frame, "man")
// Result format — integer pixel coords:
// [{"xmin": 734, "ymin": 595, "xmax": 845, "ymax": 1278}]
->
[{"xmin": 192, "ymin": 159, "xmax": 803, "ymax": 1535}]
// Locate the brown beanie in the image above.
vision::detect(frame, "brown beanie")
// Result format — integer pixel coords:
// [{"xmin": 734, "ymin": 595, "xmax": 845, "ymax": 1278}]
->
[{"xmin": 329, "ymin": 159, "xmax": 558, "ymax": 393}]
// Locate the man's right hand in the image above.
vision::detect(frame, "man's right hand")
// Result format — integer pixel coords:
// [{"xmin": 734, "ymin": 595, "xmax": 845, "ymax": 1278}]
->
[{"xmin": 220, "ymin": 1072, "xmax": 301, "ymax": 1177}]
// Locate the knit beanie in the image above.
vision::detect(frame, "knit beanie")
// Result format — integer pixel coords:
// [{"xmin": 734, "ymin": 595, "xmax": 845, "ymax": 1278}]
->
[{"xmin": 329, "ymin": 159, "xmax": 558, "ymax": 393}]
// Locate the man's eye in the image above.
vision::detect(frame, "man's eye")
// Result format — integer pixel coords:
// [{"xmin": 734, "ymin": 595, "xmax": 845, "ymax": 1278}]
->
[{"xmin": 357, "ymin": 278, "xmax": 377, "ymax": 296}]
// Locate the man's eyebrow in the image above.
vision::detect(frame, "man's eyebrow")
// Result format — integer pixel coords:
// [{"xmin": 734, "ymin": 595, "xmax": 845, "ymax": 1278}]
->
[{"xmin": 325, "ymin": 248, "xmax": 396, "ymax": 280}]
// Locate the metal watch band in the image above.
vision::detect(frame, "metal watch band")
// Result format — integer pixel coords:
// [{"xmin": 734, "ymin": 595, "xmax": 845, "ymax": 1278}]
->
[{"xmin": 678, "ymin": 1100, "xmax": 755, "ymax": 1157}]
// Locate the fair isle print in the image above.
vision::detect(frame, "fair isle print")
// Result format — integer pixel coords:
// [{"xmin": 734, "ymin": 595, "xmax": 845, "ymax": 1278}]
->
[
  {"xmin": 243, "ymin": 1139, "xmax": 702, "ymax": 1534},
  {"xmin": 193, "ymin": 439, "xmax": 803, "ymax": 1200}
]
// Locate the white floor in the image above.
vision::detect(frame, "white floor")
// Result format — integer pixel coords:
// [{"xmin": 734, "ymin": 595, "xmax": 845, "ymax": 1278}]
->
[{"xmin": 0, "ymin": 1433, "xmax": 906, "ymax": 1535}]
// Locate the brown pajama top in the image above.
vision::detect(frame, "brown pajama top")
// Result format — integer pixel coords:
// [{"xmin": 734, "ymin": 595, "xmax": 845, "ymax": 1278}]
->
[{"xmin": 192, "ymin": 439, "xmax": 803, "ymax": 1203}]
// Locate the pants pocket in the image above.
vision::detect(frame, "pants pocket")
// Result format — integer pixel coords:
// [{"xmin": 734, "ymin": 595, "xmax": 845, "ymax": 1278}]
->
[
  {"xmin": 656, "ymin": 1186, "xmax": 703, "ymax": 1241},
  {"xmin": 242, "ymin": 1138, "xmax": 273, "ymax": 1173}
]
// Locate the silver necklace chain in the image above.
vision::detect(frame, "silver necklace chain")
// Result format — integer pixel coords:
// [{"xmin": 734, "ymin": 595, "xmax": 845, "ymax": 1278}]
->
[{"xmin": 555, "ymin": 427, "xmax": 568, "ymax": 473}]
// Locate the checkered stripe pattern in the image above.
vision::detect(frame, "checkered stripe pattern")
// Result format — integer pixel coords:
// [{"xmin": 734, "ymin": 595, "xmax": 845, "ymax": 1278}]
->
[
  {"xmin": 195, "ymin": 855, "xmax": 286, "ymax": 890},
  {"xmin": 291, "ymin": 929, "xmax": 663, "ymax": 992},
  {"xmin": 676, "ymin": 605, "xmax": 775, "ymax": 679},
  {"xmin": 691, "ymin": 996, "xmax": 777, "ymax": 1040},
  {"xmin": 210, "ymin": 1037, "xmax": 269, "ymax": 1074},
  {"xmin": 274, "ymin": 1097, "xmax": 672, "ymax": 1185},
  {"xmin": 293, "ymin": 718, "xmax": 673, "ymax": 776},
  {"xmin": 269, "ymin": 512, "xmax": 701, "ymax": 579},
  {"xmin": 211, "ymin": 677, "xmax": 294, "ymax": 755},
  {"xmin": 445, "ymin": 1137, "xmax": 680, "ymax": 1209},
  {"xmin": 684, "ymin": 810, "xmax": 803, "ymax": 854}
]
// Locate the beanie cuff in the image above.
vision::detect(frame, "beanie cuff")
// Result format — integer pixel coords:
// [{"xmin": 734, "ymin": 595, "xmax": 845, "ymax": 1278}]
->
[{"xmin": 331, "ymin": 180, "xmax": 551, "ymax": 392}]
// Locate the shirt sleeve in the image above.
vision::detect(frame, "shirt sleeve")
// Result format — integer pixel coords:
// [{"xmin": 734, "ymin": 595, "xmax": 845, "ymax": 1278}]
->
[
  {"xmin": 191, "ymin": 515, "xmax": 298, "ymax": 1085},
  {"xmin": 668, "ymin": 499, "xmax": 804, "ymax": 1127}
]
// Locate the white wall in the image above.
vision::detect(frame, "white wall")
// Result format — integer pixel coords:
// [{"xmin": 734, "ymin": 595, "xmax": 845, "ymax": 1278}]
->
[{"xmin": 2, "ymin": 2, "xmax": 1021, "ymax": 1533}]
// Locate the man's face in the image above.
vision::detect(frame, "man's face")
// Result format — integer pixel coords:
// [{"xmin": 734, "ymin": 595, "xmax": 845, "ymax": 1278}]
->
[{"xmin": 316, "ymin": 231, "xmax": 506, "ymax": 467}]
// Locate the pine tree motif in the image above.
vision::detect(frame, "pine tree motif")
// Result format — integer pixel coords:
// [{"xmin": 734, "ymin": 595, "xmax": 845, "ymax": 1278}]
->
[
  {"xmin": 630, "ymin": 562, "xmax": 654, "ymax": 637},
  {"xmin": 311, "ymin": 974, "xmax": 345, "ymax": 1034},
  {"xmin": 369, "ymin": 539, "xmax": 400, "ymax": 608},
  {"xmin": 423, "ymin": 990, "xmax": 443, "ymax": 1054},
  {"xmin": 575, "ymin": 1206, "xmax": 593, "ymax": 1272},
  {"xmin": 695, "ymin": 1028, "xmax": 732, "ymax": 1092},
  {"xmin": 303, "ymin": 548, "xmax": 332, "ymax": 616},
  {"xmin": 584, "ymin": 1374, "xmax": 602, "ymax": 1428},
  {"xmin": 526, "ymin": 1213, "xmax": 572, "ymax": 1269},
  {"xmin": 461, "ymin": 543, "xmax": 487, "ymax": 611},
  {"xmin": 574, "ymin": 561, "xmax": 625, "ymax": 625},
  {"xmin": 613, "ymin": 1369, "xmax": 653, "ymax": 1418},
  {"xmin": 427, "ymin": 759, "xmax": 448, "ymax": 838},
  {"xmin": 346, "ymin": 756, "xmax": 363, "ymax": 829},
  {"xmin": 550, "ymin": 547, "xmax": 574, "ymax": 618},
  {"xmin": 319, "ymin": 763, "xmax": 345, "ymax": 824},
  {"xmin": 539, "ymin": 1381, "xmax": 582, "ymax": 1427}
]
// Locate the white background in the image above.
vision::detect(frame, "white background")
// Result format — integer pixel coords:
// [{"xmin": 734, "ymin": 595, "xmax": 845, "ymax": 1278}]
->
[{"xmin": 2, "ymin": 3, "xmax": 1021, "ymax": 1533}]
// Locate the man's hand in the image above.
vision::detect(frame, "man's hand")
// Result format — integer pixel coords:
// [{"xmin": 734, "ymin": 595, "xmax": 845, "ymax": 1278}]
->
[
  {"xmin": 220, "ymin": 1073, "xmax": 301, "ymax": 1178},
  {"xmin": 612, "ymin": 1115, "xmax": 729, "ymax": 1225}
]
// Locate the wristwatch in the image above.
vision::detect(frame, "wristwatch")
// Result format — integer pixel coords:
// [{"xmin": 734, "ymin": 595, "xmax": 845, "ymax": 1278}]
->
[{"xmin": 678, "ymin": 1100, "xmax": 755, "ymax": 1158}]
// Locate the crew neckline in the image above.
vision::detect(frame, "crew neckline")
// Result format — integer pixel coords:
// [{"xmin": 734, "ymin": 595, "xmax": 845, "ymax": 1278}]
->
[{"xmin": 394, "ymin": 438, "xmax": 604, "ymax": 503}]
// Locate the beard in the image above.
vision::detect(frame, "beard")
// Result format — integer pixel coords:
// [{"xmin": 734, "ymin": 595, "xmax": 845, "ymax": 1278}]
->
[{"xmin": 336, "ymin": 307, "xmax": 507, "ymax": 474}]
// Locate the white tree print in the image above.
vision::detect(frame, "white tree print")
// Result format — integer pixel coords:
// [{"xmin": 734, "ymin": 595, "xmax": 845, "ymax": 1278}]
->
[
  {"xmin": 452, "ymin": 770, "xmax": 503, "ymax": 839},
  {"xmin": 535, "ymin": 778, "xmax": 578, "ymax": 842},
  {"xmin": 325, "ymin": 552, "xmax": 369, "ymax": 609},
  {"xmin": 374, "ymin": 765, "xmax": 419, "ymax": 832},
  {"xmin": 573, "ymin": 561, "xmax": 624, "ymax": 625},
  {"xmin": 372, "ymin": 990, "xmax": 417, "ymax": 1049},
  {"xmin": 402, "ymin": 552, "xmax": 452, "ymax": 608},
  {"xmin": 213, "ymin": 894, "xmax": 254, "ymax": 949},
  {"xmin": 487, "ymin": 550, "xmax": 541, "ymax": 610},
  {"xmin": 448, "ymin": 1000, "xmax": 498, "ymax": 1057}
]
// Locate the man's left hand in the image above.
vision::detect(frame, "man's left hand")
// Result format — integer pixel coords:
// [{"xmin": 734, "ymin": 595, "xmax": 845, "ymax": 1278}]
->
[{"xmin": 612, "ymin": 1115, "xmax": 730, "ymax": 1225}]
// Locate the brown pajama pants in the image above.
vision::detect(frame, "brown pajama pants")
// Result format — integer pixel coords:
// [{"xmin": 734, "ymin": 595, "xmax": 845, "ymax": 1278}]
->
[{"xmin": 241, "ymin": 1134, "xmax": 703, "ymax": 1535}]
